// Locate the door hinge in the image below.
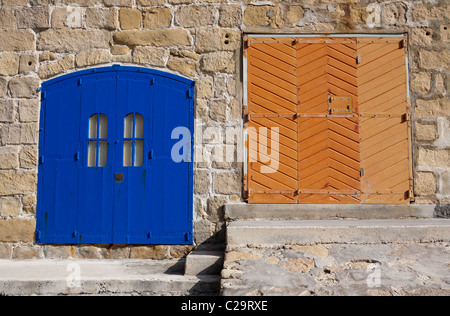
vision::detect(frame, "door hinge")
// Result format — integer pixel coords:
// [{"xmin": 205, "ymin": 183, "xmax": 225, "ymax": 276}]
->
[
  {"xmin": 78, "ymin": 79, "xmax": 83, "ymax": 86},
  {"xmin": 147, "ymin": 232, "xmax": 152, "ymax": 240},
  {"xmin": 39, "ymin": 155, "xmax": 44, "ymax": 165},
  {"xmin": 356, "ymin": 56, "xmax": 361, "ymax": 64},
  {"xmin": 187, "ymin": 89, "xmax": 194, "ymax": 99},
  {"xmin": 149, "ymin": 149, "xmax": 154, "ymax": 159},
  {"xmin": 41, "ymin": 91, "xmax": 47, "ymax": 101},
  {"xmin": 185, "ymin": 232, "xmax": 192, "ymax": 242},
  {"xmin": 150, "ymin": 78, "xmax": 156, "ymax": 85},
  {"xmin": 360, "ymin": 168, "xmax": 365, "ymax": 177},
  {"xmin": 75, "ymin": 152, "xmax": 80, "ymax": 161}
]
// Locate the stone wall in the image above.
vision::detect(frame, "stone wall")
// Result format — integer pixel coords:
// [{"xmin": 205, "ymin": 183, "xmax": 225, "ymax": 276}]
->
[{"xmin": 0, "ymin": 0, "xmax": 448, "ymax": 259}]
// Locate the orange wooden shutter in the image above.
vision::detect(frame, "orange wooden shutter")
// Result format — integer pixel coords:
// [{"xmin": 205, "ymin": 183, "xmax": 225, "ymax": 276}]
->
[
  {"xmin": 297, "ymin": 38, "xmax": 361, "ymax": 204},
  {"xmin": 357, "ymin": 37, "xmax": 412, "ymax": 204},
  {"xmin": 245, "ymin": 37, "xmax": 298, "ymax": 203},
  {"xmin": 244, "ymin": 35, "xmax": 412, "ymax": 205}
]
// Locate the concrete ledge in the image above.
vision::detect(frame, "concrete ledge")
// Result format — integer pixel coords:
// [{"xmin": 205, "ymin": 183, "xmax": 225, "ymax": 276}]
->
[
  {"xmin": 0, "ymin": 259, "xmax": 220, "ymax": 296},
  {"xmin": 225, "ymin": 204, "xmax": 436, "ymax": 221},
  {"xmin": 226, "ymin": 219, "xmax": 450, "ymax": 247},
  {"xmin": 185, "ymin": 251, "xmax": 224, "ymax": 276}
]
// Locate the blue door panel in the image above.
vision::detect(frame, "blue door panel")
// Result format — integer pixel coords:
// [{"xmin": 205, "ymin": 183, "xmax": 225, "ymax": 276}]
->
[
  {"xmin": 77, "ymin": 74, "xmax": 116, "ymax": 243},
  {"xmin": 37, "ymin": 66, "xmax": 194, "ymax": 245},
  {"xmin": 151, "ymin": 82, "xmax": 193, "ymax": 244},
  {"xmin": 113, "ymin": 74, "xmax": 154, "ymax": 244}
]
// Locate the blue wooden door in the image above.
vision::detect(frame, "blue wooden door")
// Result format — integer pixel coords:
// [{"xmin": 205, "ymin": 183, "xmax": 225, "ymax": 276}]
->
[{"xmin": 36, "ymin": 66, "xmax": 195, "ymax": 245}]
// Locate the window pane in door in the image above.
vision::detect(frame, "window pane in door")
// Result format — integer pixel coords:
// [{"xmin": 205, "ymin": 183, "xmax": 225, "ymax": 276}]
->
[
  {"xmin": 124, "ymin": 140, "xmax": 132, "ymax": 167},
  {"xmin": 135, "ymin": 140, "xmax": 143, "ymax": 167}
]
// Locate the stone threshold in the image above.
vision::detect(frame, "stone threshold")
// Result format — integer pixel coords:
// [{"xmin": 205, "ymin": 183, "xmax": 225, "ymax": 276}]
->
[{"xmin": 225, "ymin": 203, "xmax": 437, "ymax": 221}]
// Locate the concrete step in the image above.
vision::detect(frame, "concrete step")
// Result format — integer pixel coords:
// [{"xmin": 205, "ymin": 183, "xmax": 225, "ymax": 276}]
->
[
  {"xmin": 225, "ymin": 203, "xmax": 436, "ymax": 220},
  {"xmin": 185, "ymin": 251, "xmax": 224, "ymax": 276},
  {"xmin": 227, "ymin": 219, "xmax": 450, "ymax": 248},
  {"xmin": 0, "ymin": 259, "xmax": 220, "ymax": 296}
]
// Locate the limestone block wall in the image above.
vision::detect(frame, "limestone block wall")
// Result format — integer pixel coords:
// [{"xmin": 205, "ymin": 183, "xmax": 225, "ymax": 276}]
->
[{"xmin": 0, "ymin": 0, "xmax": 448, "ymax": 259}]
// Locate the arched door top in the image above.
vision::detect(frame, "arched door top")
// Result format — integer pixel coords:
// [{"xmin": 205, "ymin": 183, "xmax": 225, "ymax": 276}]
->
[{"xmin": 41, "ymin": 65, "xmax": 195, "ymax": 89}]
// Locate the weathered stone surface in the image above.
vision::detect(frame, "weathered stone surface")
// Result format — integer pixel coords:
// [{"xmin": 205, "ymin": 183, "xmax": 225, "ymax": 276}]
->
[
  {"xmin": 39, "ymin": 55, "xmax": 74, "ymax": 79},
  {"xmin": 194, "ymin": 169, "xmax": 211, "ymax": 195},
  {"xmin": 292, "ymin": 245, "xmax": 329, "ymax": 258},
  {"xmin": 119, "ymin": 8, "xmax": 142, "ymax": 30},
  {"xmin": 12, "ymin": 245, "xmax": 41, "ymax": 259},
  {"xmin": 209, "ymin": 99, "xmax": 227, "ymax": 122},
  {"xmin": 415, "ymin": 172, "xmax": 437, "ymax": 195},
  {"xmin": 202, "ymin": 51, "xmax": 235, "ymax": 73},
  {"xmin": 415, "ymin": 98, "xmax": 450, "ymax": 118},
  {"xmin": 86, "ymin": 8, "xmax": 118, "ymax": 30},
  {"xmin": 420, "ymin": 49, "xmax": 450, "ymax": 70},
  {"xmin": 226, "ymin": 251, "xmax": 262, "ymax": 262},
  {"xmin": 213, "ymin": 172, "xmax": 241, "ymax": 194},
  {"xmin": 219, "ymin": 5, "xmax": 242, "ymax": 27},
  {"xmin": 0, "ymin": 78, "xmax": 7, "ymax": 97},
  {"xmin": 441, "ymin": 172, "xmax": 450, "ymax": 196},
  {"xmin": 411, "ymin": 27, "xmax": 434, "ymax": 46},
  {"xmin": 282, "ymin": 258, "xmax": 315, "ymax": 273},
  {"xmin": 43, "ymin": 246, "xmax": 73, "ymax": 259},
  {"xmin": 286, "ymin": 5, "xmax": 305, "ymax": 25},
  {"xmin": 0, "ymin": 146, "xmax": 19, "ymax": 170},
  {"xmin": 0, "ymin": 100, "xmax": 16, "ymax": 123},
  {"xmin": 130, "ymin": 245, "xmax": 168, "ymax": 259},
  {"xmin": 18, "ymin": 100, "xmax": 39, "ymax": 123},
  {"xmin": 412, "ymin": 3, "xmax": 449, "ymax": 22},
  {"xmin": 76, "ymin": 50, "xmax": 111, "ymax": 67},
  {"xmin": 0, "ymin": 53, "xmax": 19, "ymax": 76},
  {"xmin": 244, "ymin": 5, "xmax": 284, "ymax": 28},
  {"xmin": 38, "ymin": 30, "xmax": 111, "ymax": 53},
  {"xmin": 416, "ymin": 122, "xmax": 438, "ymax": 141},
  {"xmin": 411, "ymin": 72, "xmax": 431, "ymax": 95},
  {"xmin": 133, "ymin": 47, "xmax": 168, "ymax": 67},
  {"xmin": 114, "ymin": 29, "xmax": 192, "ymax": 47},
  {"xmin": 0, "ymin": 196, "xmax": 21, "ymax": 217},
  {"xmin": 8, "ymin": 77, "xmax": 40, "ymax": 99},
  {"xmin": 222, "ymin": 243, "xmax": 450, "ymax": 296},
  {"xmin": 138, "ymin": 0, "xmax": 165, "ymax": 5},
  {"xmin": 0, "ymin": 218, "xmax": 35, "ymax": 242},
  {"xmin": 195, "ymin": 76, "xmax": 214, "ymax": 99},
  {"xmin": 40, "ymin": 52, "xmax": 57, "ymax": 62},
  {"xmin": 0, "ymin": 171, "xmax": 37, "ymax": 195},
  {"xmin": 383, "ymin": 2, "xmax": 408, "ymax": 25},
  {"xmin": 0, "ymin": 30, "xmax": 35, "ymax": 51},
  {"xmin": 16, "ymin": 6, "xmax": 50, "ymax": 29},
  {"xmin": 19, "ymin": 54, "xmax": 38, "ymax": 75},
  {"xmin": 0, "ymin": 244, "xmax": 12, "ymax": 259},
  {"xmin": 167, "ymin": 57, "xmax": 199, "ymax": 77},
  {"xmin": 104, "ymin": 0, "xmax": 133, "ymax": 6},
  {"xmin": 176, "ymin": 5, "xmax": 215, "ymax": 27},
  {"xmin": 19, "ymin": 146, "xmax": 38, "ymax": 169},
  {"xmin": 111, "ymin": 45, "xmax": 130, "ymax": 55},
  {"xmin": 19, "ymin": 123, "xmax": 38, "ymax": 144},
  {"xmin": 418, "ymin": 148, "xmax": 450, "ymax": 168},
  {"xmin": 143, "ymin": 8, "xmax": 172, "ymax": 29},
  {"xmin": 195, "ymin": 28, "xmax": 241, "ymax": 53},
  {"xmin": 0, "ymin": 8, "xmax": 15, "ymax": 29}
]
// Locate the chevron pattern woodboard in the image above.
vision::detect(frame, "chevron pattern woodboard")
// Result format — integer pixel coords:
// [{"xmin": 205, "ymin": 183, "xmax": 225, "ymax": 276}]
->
[{"xmin": 245, "ymin": 36, "xmax": 412, "ymax": 204}]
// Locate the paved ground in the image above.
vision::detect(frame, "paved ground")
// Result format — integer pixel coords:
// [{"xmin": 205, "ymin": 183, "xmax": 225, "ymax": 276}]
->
[{"xmin": 221, "ymin": 242, "xmax": 450, "ymax": 296}]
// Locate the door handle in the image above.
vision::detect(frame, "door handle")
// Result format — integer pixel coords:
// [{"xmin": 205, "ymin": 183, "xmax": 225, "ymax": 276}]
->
[{"xmin": 115, "ymin": 173, "xmax": 124, "ymax": 183}]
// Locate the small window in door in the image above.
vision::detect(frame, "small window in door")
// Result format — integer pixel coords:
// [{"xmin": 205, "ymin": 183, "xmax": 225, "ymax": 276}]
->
[
  {"xmin": 124, "ymin": 113, "xmax": 144, "ymax": 167},
  {"xmin": 88, "ymin": 113, "xmax": 108, "ymax": 167}
]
